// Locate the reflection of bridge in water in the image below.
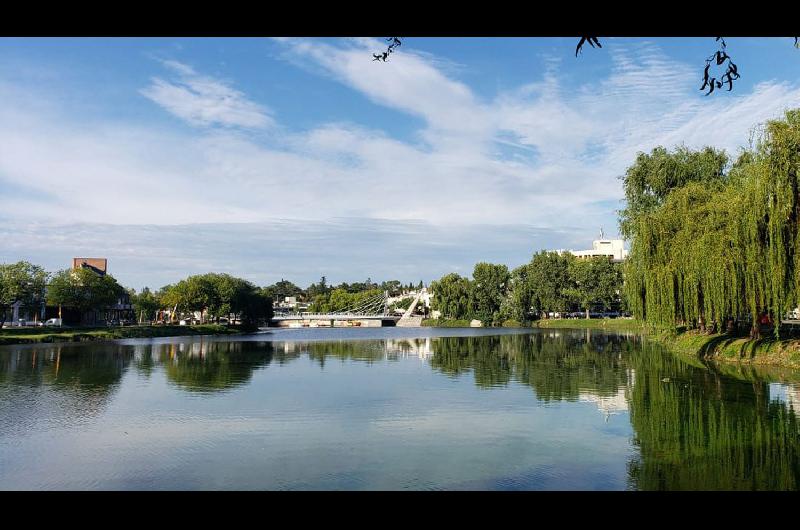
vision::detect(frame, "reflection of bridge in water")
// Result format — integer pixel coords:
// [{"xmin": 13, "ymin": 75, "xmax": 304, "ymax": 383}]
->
[{"xmin": 270, "ymin": 290, "xmax": 426, "ymax": 327}]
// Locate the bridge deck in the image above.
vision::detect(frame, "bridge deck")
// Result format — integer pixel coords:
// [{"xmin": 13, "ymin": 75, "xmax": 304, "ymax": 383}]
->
[{"xmin": 272, "ymin": 314, "xmax": 400, "ymax": 321}]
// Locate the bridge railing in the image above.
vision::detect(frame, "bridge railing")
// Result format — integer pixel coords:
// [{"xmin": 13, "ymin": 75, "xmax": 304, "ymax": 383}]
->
[{"xmin": 272, "ymin": 312, "xmax": 394, "ymax": 319}]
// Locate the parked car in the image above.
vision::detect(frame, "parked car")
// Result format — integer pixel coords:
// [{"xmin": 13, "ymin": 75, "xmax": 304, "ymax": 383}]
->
[{"xmin": 44, "ymin": 318, "xmax": 62, "ymax": 326}]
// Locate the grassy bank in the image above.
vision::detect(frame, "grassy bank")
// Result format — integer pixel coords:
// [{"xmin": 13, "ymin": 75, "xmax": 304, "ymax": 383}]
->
[
  {"xmin": 535, "ymin": 318, "xmax": 647, "ymax": 332},
  {"xmin": 0, "ymin": 324, "xmax": 244, "ymax": 346},
  {"xmin": 655, "ymin": 329, "xmax": 800, "ymax": 369},
  {"xmin": 531, "ymin": 318, "xmax": 800, "ymax": 368},
  {"xmin": 421, "ymin": 319, "xmax": 474, "ymax": 328},
  {"xmin": 421, "ymin": 318, "xmax": 535, "ymax": 328}
]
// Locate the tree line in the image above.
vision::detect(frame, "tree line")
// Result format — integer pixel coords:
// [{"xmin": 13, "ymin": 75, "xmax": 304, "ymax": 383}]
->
[
  {"xmin": 264, "ymin": 277, "xmax": 424, "ymax": 313},
  {"xmin": 430, "ymin": 253, "xmax": 624, "ymax": 326},
  {"xmin": 621, "ymin": 108, "xmax": 800, "ymax": 339},
  {"xmin": 1, "ymin": 262, "xmax": 427, "ymax": 328}
]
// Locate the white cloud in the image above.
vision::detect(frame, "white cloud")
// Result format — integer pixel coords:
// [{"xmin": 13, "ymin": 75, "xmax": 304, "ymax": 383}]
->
[
  {"xmin": 140, "ymin": 60, "xmax": 273, "ymax": 129},
  {"xmin": 3, "ymin": 40, "xmax": 800, "ymax": 285}
]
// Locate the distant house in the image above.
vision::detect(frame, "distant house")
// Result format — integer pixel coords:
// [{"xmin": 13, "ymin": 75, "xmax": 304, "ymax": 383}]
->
[
  {"xmin": 42, "ymin": 258, "xmax": 133, "ymax": 325},
  {"xmin": 72, "ymin": 257, "xmax": 108, "ymax": 275}
]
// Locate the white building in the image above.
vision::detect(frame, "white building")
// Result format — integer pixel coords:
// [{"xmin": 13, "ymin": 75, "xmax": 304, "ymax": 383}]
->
[{"xmin": 555, "ymin": 230, "xmax": 629, "ymax": 263}]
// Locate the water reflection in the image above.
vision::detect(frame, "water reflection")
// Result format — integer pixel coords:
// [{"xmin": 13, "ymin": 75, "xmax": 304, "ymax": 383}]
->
[
  {"xmin": 429, "ymin": 332, "xmax": 633, "ymax": 401},
  {"xmin": 1, "ymin": 329, "xmax": 799, "ymax": 490},
  {"xmin": 625, "ymin": 340, "xmax": 800, "ymax": 490},
  {"xmin": 145, "ymin": 341, "xmax": 276, "ymax": 393}
]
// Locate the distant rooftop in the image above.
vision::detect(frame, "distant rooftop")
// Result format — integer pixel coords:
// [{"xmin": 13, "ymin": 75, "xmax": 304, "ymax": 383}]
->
[{"xmin": 72, "ymin": 257, "xmax": 107, "ymax": 275}]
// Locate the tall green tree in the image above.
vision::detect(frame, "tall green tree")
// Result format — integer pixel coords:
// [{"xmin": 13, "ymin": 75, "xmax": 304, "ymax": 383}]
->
[
  {"xmin": 528, "ymin": 251, "xmax": 574, "ymax": 317},
  {"xmin": 161, "ymin": 273, "xmax": 272, "ymax": 326},
  {"xmin": 567, "ymin": 257, "xmax": 624, "ymax": 318},
  {"xmin": 471, "ymin": 262, "xmax": 510, "ymax": 325},
  {"xmin": 430, "ymin": 273, "xmax": 472, "ymax": 320},
  {"xmin": 498, "ymin": 264, "xmax": 535, "ymax": 322},
  {"xmin": 130, "ymin": 287, "xmax": 161, "ymax": 323},
  {"xmin": 622, "ymin": 109, "xmax": 800, "ymax": 338},
  {"xmin": 618, "ymin": 145, "xmax": 728, "ymax": 240},
  {"xmin": 263, "ymin": 279, "xmax": 304, "ymax": 302},
  {"xmin": 0, "ymin": 261, "xmax": 48, "ymax": 327},
  {"xmin": 47, "ymin": 268, "xmax": 125, "ymax": 324}
]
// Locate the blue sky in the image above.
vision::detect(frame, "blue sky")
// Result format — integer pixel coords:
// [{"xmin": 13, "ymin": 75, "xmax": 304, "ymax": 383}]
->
[{"xmin": 1, "ymin": 37, "xmax": 799, "ymax": 290}]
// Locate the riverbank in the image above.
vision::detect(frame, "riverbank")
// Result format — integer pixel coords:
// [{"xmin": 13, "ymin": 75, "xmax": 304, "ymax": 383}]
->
[
  {"xmin": 421, "ymin": 319, "xmax": 475, "ymax": 328},
  {"xmin": 535, "ymin": 318, "xmax": 645, "ymax": 332},
  {"xmin": 421, "ymin": 318, "xmax": 536, "ymax": 328},
  {"xmin": 655, "ymin": 329, "xmax": 800, "ymax": 369},
  {"xmin": 534, "ymin": 317, "xmax": 800, "ymax": 369},
  {"xmin": 0, "ymin": 324, "xmax": 244, "ymax": 346}
]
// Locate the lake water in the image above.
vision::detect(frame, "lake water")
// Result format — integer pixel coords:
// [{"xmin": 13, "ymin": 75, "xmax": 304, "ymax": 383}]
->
[{"xmin": 1, "ymin": 327, "xmax": 799, "ymax": 490}]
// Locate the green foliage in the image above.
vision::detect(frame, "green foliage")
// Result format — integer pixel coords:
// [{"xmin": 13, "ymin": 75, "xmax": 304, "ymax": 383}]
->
[
  {"xmin": 308, "ymin": 288, "xmax": 383, "ymax": 313},
  {"xmin": 0, "ymin": 261, "xmax": 48, "ymax": 326},
  {"xmin": 624, "ymin": 110, "xmax": 800, "ymax": 337},
  {"xmin": 430, "ymin": 273, "xmax": 473, "ymax": 320},
  {"xmin": 47, "ymin": 268, "xmax": 125, "ymax": 320},
  {"xmin": 262, "ymin": 279, "xmax": 304, "ymax": 302},
  {"xmin": 160, "ymin": 273, "xmax": 272, "ymax": 325},
  {"xmin": 430, "ymin": 252, "xmax": 624, "ymax": 325},
  {"xmin": 389, "ymin": 296, "xmax": 413, "ymax": 312},
  {"xmin": 471, "ymin": 262, "xmax": 510, "ymax": 325},
  {"xmin": 566, "ymin": 257, "xmax": 624, "ymax": 316},
  {"xmin": 527, "ymin": 251, "xmax": 575, "ymax": 316},
  {"xmin": 618, "ymin": 145, "xmax": 728, "ymax": 240},
  {"xmin": 130, "ymin": 287, "xmax": 160, "ymax": 322}
]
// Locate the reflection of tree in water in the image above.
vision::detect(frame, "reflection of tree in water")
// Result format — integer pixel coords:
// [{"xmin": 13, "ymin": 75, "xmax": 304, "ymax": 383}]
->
[
  {"xmin": 0, "ymin": 343, "xmax": 134, "ymax": 428},
  {"xmin": 146, "ymin": 340, "xmax": 276, "ymax": 393},
  {"xmin": 429, "ymin": 330, "xmax": 630, "ymax": 396},
  {"xmin": 625, "ymin": 340, "xmax": 800, "ymax": 490},
  {"xmin": 0, "ymin": 343, "xmax": 132, "ymax": 391},
  {"xmin": 429, "ymin": 330, "xmax": 800, "ymax": 489},
  {"xmin": 281, "ymin": 339, "xmax": 433, "ymax": 368},
  {"xmin": 304, "ymin": 340, "xmax": 390, "ymax": 367}
]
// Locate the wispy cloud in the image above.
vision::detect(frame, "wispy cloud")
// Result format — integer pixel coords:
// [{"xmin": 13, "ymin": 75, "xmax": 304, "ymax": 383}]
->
[
  {"xmin": 140, "ymin": 59, "xmax": 273, "ymax": 129},
  {"xmin": 2, "ymin": 39, "xmax": 800, "ymax": 286},
  {"xmin": 0, "ymin": 219, "xmax": 587, "ymax": 289}
]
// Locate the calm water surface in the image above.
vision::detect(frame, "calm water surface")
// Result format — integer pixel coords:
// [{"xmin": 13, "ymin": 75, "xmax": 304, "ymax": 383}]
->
[{"xmin": 1, "ymin": 327, "xmax": 799, "ymax": 490}]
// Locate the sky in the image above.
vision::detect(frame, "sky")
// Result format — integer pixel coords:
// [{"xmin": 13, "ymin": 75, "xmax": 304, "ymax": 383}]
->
[{"xmin": 1, "ymin": 37, "xmax": 799, "ymax": 290}]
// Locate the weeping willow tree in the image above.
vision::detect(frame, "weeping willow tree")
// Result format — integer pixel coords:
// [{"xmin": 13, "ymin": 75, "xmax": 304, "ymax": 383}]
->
[{"xmin": 624, "ymin": 109, "xmax": 800, "ymax": 338}]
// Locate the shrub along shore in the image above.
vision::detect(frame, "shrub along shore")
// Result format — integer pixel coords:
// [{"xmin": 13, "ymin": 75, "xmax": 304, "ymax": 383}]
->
[{"xmin": 0, "ymin": 324, "xmax": 245, "ymax": 346}]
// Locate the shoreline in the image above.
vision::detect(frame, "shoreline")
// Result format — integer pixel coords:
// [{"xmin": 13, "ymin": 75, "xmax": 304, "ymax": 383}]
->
[
  {"xmin": 535, "ymin": 318, "xmax": 800, "ymax": 370},
  {"xmin": 4, "ymin": 319, "xmax": 799, "ymax": 370},
  {"xmin": 0, "ymin": 324, "xmax": 244, "ymax": 346}
]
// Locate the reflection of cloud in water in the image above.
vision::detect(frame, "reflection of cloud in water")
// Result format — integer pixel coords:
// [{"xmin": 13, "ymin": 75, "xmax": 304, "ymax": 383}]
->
[
  {"xmin": 770, "ymin": 382, "xmax": 800, "ymax": 410},
  {"xmin": 275, "ymin": 338, "xmax": 433, "ymax": 361},
  {"xmin": 579, "ymin": 369, "xmax": 634, "ymax": 419}
]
